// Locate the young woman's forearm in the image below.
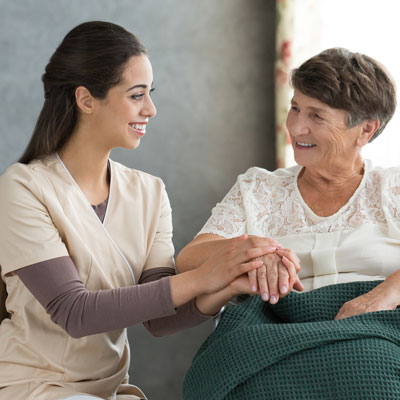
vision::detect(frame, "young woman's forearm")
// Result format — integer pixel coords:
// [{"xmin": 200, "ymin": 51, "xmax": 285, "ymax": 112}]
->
[
  {"xmin": 195, "ymin": 287, "xmax": 233, "ymax": 315},
  {"xmin": 176, "ymin": 234, "xmax": 228, "ymax": 272},
  {"xmin": 169, "ymin": 269, "xmax": 205, "ymax": 307}
]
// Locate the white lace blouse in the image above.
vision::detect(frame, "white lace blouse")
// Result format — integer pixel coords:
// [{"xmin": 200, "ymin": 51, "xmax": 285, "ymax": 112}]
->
[{"xmin": 198, "ymin": 160, "xmax": 400, "ymax": 292}]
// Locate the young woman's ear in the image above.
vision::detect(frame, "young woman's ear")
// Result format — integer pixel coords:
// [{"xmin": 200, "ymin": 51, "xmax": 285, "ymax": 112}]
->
[
  {"xmin": 357, "ymin": 119, "xmax": 380, "ymax": 146},
  {"xmin": 75, "ymin": 86, "xmax": 94, "ymax": 114}
]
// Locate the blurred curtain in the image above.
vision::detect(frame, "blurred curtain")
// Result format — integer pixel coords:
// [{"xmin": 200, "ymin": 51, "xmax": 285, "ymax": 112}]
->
[{"xmin": 275, "ymin": 0, "xmax": 294, "ymax": 168}]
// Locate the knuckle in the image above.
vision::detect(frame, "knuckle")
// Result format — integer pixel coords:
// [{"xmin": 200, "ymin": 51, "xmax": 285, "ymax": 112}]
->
[
  {"xmin": 227, "ymin": 248, "xmax": 235, "ymax": 259},
  {"xmin": 245, "ymin": 249, "xmax": 255, "ymax": 258},
  {"xmin": 249, "ymin": 237, "xmax": 258, "ymax": 247},
  {"xmin": 257, "ymin": 270, "xmax": 267, "ymax": 279}
]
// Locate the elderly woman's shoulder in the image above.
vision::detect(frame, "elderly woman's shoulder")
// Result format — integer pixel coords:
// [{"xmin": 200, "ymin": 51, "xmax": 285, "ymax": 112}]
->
[
  {"xmin": 368, "ymin": 162, "xmax": 400, "ymax": 181},
  {"xmin": 237, "ymin": 165, "xmax": 301, "ymax": 183},
  {"xmin": 365, "ymin": 162, "xmax": 400, "ymax": 201}
]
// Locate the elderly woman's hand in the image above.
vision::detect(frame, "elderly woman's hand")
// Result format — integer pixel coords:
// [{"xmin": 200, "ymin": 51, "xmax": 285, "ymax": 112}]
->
[
  {"xmin": 335, "ymin": 279, "xmax": 399, "ymax": 320},
  {"xmin": 248, "ymin": 248, "xmax": 304, "ymax": 304}
]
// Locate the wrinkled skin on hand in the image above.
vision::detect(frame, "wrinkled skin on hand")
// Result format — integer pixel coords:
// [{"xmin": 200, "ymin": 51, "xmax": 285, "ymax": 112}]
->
[
  {"xmin": 335, "ymin": 279, "xmax": 399, "ymax": 320},
  {"xmin": 247, "ymin": 248, "xmax": 304, "ymax": 304}
]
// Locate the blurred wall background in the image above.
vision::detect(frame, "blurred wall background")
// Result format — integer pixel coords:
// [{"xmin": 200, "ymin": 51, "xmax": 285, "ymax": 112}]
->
[{"xmin": 0, "ymin": 0, "xmax": 276, "ymax": 398}]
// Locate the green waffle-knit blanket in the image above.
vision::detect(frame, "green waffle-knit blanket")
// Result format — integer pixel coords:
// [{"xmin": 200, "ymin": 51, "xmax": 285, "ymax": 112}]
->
[{"xmin": 183, "ymin": 281, "xmax": 400, "ymax": 399}]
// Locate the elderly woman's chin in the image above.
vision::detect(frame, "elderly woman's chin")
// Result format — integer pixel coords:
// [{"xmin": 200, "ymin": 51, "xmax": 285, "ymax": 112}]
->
[{"xmin": 291, "ymin": 144, "xmax": 318, "ymax": 167}]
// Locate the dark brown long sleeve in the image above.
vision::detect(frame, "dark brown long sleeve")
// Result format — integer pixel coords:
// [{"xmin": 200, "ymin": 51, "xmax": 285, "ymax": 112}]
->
[
  {"xmin": 16, "ymin": 257, "xmax": 211, "ymax": 338},
  {"xmin": 139, "ymin": 268, "xmax": 211, "ymax": 337},
  {"xmin": 14, "ymin": 197, "xmax": 211, "ymax": 338}
]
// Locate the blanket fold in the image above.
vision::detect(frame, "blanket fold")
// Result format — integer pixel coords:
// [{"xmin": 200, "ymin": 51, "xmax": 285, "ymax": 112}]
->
[{"xmin": 183, "ymin": 281, "xmax": 400, "ymax": 399}]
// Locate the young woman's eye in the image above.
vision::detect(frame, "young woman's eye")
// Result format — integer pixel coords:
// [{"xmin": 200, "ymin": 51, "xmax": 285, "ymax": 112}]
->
[
  {"xmin": 130, "ymin": 88, "xmax": 154, "ymax": 101},
  {"xmin": 290, "ymin": 105, "xmax": 299, "ymax": 112},
  {"xmin": 131, "ymin": 94, "xmax": 144, "ymax": 101}
]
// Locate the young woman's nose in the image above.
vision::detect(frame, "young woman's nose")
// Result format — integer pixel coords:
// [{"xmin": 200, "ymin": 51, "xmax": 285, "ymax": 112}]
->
[{"xmin": 141, "ymin": 96, "xmax": 157, "ymax": 118}]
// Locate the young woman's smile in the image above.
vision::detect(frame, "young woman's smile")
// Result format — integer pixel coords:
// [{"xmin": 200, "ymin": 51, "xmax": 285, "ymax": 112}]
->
[{"xmin": 92, "ymin": 55, "xmax": 156, "ymax": 150}]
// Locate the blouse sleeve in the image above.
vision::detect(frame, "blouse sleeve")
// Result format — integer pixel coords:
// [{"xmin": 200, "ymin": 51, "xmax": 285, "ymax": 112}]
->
[
  {"xmin": 0, "ymin": 167, "xmax": 69, "ymax": 275},
  {"xmin": 142, "ymin": 186, "xmax": 175, "ymax": 272},
  {"xmin": 197, "ymin": 174, "xmax": 248, "ymax": 239}
]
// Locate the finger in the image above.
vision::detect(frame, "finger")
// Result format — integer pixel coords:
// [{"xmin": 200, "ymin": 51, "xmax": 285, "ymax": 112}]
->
[
  {"xmin": 241, "ymin": 246, "xmax": 278, "ymax": 262},
  {"xmin": 278, "ymin": 263, "xmax": 290, "ymax": 297},
  {"xmin": 293, "ymin": 278, "xmax": 304, "ymax": 291},
  {"xmin": 335, "ymin": 308, "xmax": 347, "ymax": 320},
  {"xmin": 257, "ymin": 265, "xmax": 269, "ymax": 302},
  {"xmin": 334, "ymin": 311, "xmax": 342, "ymax": 320},
  {"xmin": 230, "ymin": 234, "xmax": 248, "ymax": 243},
  {"xmin": 226, "ymin": 245, "xmax": 277, "ymax": 266},
  {"xmin": 280, "ymin": 256, "xmax": 297, "ymax": 291},
  {"xmin": 234, "ymin": 259, "xmax": 264, "ymax": 277},
  {"xmin": 248, "ymin": 269, "xmax": 258, "ymax": 293},
  {"xmin": 247, "ymin": 235, "xmax": 281, "ymax": 247},
  {"xmin": 266, "ymin": 260, "xmax": 279, "ymax": 304},
  {"xmin": 277, "ymin": 249, "xmax": 301, "ymax": 271},
  {"xmin": 277, "ymin": 248, "xmax": 300, "ymax": 267}
]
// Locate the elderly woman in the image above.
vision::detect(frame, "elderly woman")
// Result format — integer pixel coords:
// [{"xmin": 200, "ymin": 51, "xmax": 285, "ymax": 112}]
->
[{"xmin": 178, "ymin": 48, "xmax": 400, "ymax": 399}]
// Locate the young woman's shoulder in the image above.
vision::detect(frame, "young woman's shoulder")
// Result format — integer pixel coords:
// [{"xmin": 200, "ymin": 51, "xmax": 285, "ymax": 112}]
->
[
  {"xmin": 109, "ymin": 159, "xmax": 166, "ymax": 191},
  {"xmin": 0, "ymin": 162, "xmax": 41, "ymax": 193}
]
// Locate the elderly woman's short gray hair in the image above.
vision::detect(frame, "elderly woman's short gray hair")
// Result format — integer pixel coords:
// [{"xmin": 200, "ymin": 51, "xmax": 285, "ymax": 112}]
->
[{"xmin": 290, "ymin": 48, "xmax": 396, "ymax": 142}]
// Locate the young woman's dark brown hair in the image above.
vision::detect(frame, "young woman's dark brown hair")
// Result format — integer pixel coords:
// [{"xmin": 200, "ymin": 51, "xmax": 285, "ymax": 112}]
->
[{"xmin": 19, "ymin": 21, "xmax": 147, "ymax": 164}]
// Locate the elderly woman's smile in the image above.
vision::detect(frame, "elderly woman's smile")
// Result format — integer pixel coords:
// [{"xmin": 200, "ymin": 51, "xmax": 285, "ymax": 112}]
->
[{"xmin": 286, "ymin": 90, "xmax": 368, "ymax": 171}]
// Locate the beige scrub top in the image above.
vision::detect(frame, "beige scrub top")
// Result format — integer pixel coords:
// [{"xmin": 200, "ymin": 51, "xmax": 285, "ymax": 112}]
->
[{"xmin": 0, "ymin": 154, "xmax": 175, "ymax": 400}]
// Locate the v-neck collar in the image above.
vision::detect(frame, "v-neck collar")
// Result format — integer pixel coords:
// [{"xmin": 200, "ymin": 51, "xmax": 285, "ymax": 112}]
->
[{"xmin": 55, "ymin": 152, "xmax": 112, "ymax": 226}]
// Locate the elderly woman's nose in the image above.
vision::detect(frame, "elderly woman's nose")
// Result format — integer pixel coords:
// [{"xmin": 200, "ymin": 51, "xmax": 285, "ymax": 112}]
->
[{"xmin": 288, "ymin": 114, "xmax": 309, "ymax": 136}]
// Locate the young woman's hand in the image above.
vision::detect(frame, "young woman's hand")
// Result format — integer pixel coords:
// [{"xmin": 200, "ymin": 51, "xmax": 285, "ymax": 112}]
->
[{"xmin": 195, "ymin": 235, "xmax": 278, "ymax": 294}]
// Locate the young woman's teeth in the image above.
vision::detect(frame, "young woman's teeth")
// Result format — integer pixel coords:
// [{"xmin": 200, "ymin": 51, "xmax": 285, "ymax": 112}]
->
[
  {"xmin": 129, "ymin": 123, "xmax": 146, "ymax": 133},
  {"xmin": 297, "ymin": 142, "xmax": 315, "ymax": 147}
]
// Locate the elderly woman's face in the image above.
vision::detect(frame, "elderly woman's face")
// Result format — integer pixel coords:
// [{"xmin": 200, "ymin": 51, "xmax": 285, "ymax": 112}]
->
[{"xmin": 286, "ymin": 90, "xmax": 362, "ymax": 169}]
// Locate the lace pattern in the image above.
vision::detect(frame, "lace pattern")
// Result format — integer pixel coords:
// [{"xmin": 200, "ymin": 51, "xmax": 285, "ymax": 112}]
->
[{"xmin": 199, "ymin": 160, "xmax": 400, "ymax": 238}]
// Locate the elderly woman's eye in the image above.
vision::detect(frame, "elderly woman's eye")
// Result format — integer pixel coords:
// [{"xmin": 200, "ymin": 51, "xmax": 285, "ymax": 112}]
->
[{"xmin": 313, "ymin": 113, "xmax": 323, "ymax": 120}]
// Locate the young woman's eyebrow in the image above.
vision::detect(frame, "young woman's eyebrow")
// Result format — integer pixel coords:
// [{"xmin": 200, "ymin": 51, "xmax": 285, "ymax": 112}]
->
[{"xmin": 125, "ymin": 83, "xmax": 153, "ymax": 92}]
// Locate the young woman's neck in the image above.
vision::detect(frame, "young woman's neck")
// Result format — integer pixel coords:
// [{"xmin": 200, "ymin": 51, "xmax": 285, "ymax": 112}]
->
[{"xmin": 57, "ymin": 129, "xmax": 111, "ymax": 204}]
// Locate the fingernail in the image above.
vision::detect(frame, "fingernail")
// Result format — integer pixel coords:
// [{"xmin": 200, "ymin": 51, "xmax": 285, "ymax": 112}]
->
[
  {"xmin": 270, "ymin": 295, "xmax": 277, "ymax": 304},
  {"xmin": 281, "ymin": 285, "xmax": 287, "ymax": 294},
  {"xmin": 251, "ymin": 285, "xmax": 257, "ymax": 292},
  {"xmin": 262, "ymin": 292, "xmax": 269, "ymax": 301}
]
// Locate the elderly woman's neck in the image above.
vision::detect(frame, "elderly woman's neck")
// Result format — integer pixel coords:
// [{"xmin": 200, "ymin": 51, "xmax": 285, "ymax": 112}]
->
[
  {"xmin": 299, "ymin": 157, "xmax": 364, "ymax": 192},
  {"xmin": 297, "ymin": 157, "xmax": 365, "ymax": 217}
]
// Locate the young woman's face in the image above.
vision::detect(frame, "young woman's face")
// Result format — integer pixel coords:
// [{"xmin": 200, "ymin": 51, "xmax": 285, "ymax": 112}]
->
[{"xmin": 92, "ymin": 55, "xmax": 156, "ymax": 150}]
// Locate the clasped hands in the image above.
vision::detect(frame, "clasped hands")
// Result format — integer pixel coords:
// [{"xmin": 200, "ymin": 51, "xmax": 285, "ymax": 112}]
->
[
  {"xmin": 196, "ymin": 234, "xmax": 399, "ymax": 318},
  {"xmin": 213, "ymin": 234, "xmax": 304, "ymax": 304},
  {"xmin": 236, "ymin": 235, "xmax": 304, "ymax": 304}
]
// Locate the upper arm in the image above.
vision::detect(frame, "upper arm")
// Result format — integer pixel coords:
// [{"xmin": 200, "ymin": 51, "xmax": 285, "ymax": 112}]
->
[
  {"xmin": 0, "ymin": 171, "xmax": 68, "ymax": 275},
  {"xmin": 143, "ymin": 186, "xmax": 175, "ymax": 272},
  {"xmin": 176, "ymin": 175, "xmax": 248, "ymax": 272},
  {"xmin": 197, "ymin": 177, "xmax": 247, "ymax": 239}
]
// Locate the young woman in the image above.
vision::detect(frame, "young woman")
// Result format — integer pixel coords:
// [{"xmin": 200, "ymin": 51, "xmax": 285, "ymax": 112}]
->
[{"xmin": 0, "ymin": 21, "xmax": 279, "ymax": 400}]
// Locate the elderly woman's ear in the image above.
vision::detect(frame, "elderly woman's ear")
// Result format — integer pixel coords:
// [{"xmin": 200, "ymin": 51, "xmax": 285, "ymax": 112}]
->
[{"xmin": 357, "ymin": 119, "xmax": 380, "ymax": 146}]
